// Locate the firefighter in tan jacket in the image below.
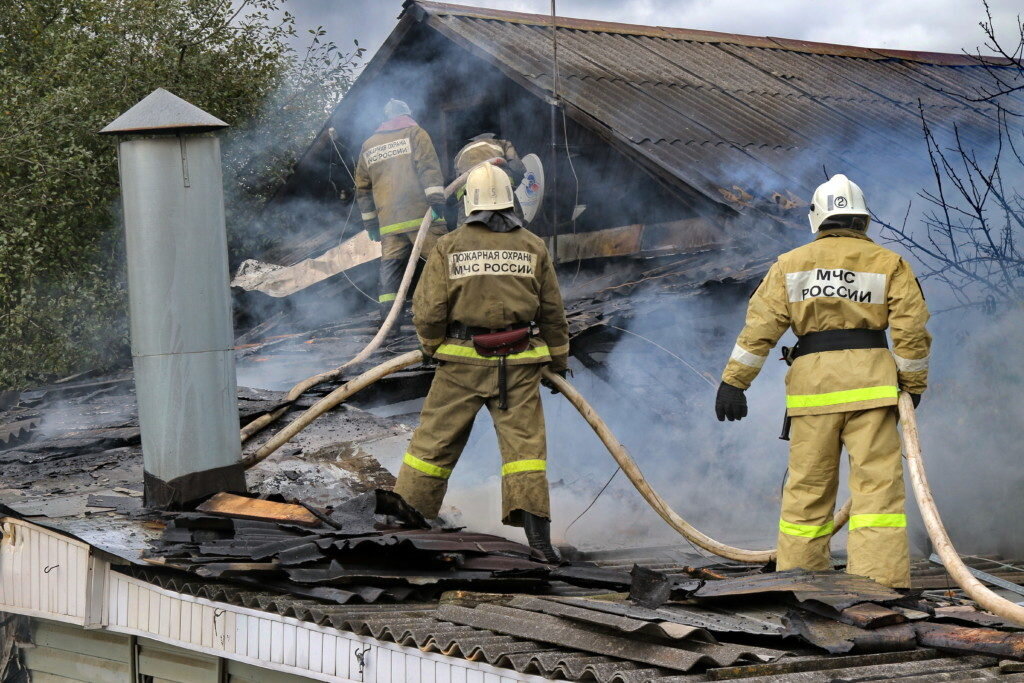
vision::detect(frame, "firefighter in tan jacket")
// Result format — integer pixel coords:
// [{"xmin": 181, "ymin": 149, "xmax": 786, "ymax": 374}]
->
[
  {"xmin": 394, "ymin": 164, "xmax": 569, "ymax": 562},
  {"xmin": 716, "ymin": 174, "xmax": 931, "ymax": 588},
  {"xmin": 452, "ymin": 133, "xmax": 526, "ymax": 226},
  {"xmin": 354, "ymin": 100, "xmax": 447, "ymax": 315}
]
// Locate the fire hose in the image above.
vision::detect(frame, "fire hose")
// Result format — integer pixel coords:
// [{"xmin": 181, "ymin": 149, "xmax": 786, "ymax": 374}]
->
[
  {"xmin": 241, "ymin": 350, "xmax": 423, "ymax": 468},
  {"xmin": 240, "ymin": 358, "xmax": 1024, "ymax": 623},
  {"xmin": 549, "ymin": 374, "xmax": 1024, "ymax": 625},
  {"xmin": 238, "ymin": 163, "xmax": 496, "ymax": 444},
  {"xmin": 241, "ymin": 350, "xmax": 848, "ymax": 565},
  {"xmin": 539, "ymin": 368, "xmax": 848, "ymax": 564},
  {"xmin": 897, "ymin": 391, "xmax": 1024, "ymax": 625}
]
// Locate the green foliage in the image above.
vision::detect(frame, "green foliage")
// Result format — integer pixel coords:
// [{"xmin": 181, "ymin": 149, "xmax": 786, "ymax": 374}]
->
[{"xmin": 0, "ymin": 0, "xmax": 361, "ymax": 389}]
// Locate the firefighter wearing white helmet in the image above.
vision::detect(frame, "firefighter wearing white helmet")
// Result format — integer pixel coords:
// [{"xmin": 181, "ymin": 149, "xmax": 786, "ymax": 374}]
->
[
  {"xmin": 715, "ymin": 173, "xmax": 931, "ymax": 588},
  {"xmin": 394, "ymin": 162, "xmax": 569, "ymax": 563}
]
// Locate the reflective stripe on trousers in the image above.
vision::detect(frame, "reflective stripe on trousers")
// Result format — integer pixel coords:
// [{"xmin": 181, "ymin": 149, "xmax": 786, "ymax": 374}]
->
[
  {"xmin": 849, "ymin": 513, "xmax": 906, "ymax": 529},
  {"xmin": 403, "ymin": 452, "xmax": 452, "ymax": 479},
  {"xmin": 779, "ymin": 518, "xmax": 835, "ymax": 539},
  {"xmin": 501, "ymin": 459, "xmax": 546, "ymax": 476}
]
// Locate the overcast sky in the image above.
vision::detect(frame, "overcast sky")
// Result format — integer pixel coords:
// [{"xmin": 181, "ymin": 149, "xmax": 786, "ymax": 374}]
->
[{"xmin": 284, "ymin": 0, "xmax": 1020, "ymax": 65}]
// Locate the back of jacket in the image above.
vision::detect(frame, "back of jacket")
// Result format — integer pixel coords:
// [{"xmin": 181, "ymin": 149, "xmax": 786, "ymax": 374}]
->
[
  {"xmin": 354, "ymin": 123, "xmax": 445, "ymax": 237},
  {"xmin": 722, "ymin": 229, "xmax": 931, "ymax": 416},
  {"xmin": 454, "ymin": 138, "xmax": 521, "ymax": 176},
  {"xmin": 413, "ymin": 221, "xmax": 569, "ymax": 370}
]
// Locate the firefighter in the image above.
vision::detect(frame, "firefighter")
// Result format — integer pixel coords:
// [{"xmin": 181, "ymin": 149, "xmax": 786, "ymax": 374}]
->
[
  {"xmin": 354, "ymin": 99, "xmax": 447, "ymax": 322},
  {"xmin": 393, "ymin": 163, "xmax": 570, "ymax": 563},
  {"xmin": 452, "ymin": 133, "xmax": 527, "ymax": 226},
  {"xmin": 715, "ymin": 174, "xmax": 931, "ymax": 588}
]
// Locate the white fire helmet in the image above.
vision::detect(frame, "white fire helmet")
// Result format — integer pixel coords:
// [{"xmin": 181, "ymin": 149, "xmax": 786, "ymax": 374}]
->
[
  {"xmin": 463, "ymin": 163, "xmax": 514, "ymax": 215},
  {"xmin": 808, "ymin": 173, "xmax": 871, "ymax": 234}
]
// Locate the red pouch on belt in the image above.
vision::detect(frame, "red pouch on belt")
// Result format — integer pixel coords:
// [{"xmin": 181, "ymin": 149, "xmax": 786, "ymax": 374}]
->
[{"xmin": 471, "ymin": 327, "xmax": 531, "ymax": 357}]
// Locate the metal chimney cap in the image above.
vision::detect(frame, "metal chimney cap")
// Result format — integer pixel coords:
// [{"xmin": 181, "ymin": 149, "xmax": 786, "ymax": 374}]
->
[{"xmin": 100, "ymin": 88, "xmax": 228, "ymax": 135}]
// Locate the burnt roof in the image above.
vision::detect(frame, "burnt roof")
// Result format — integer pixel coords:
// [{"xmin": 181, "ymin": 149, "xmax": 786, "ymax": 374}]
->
[{"xmin": 400, "ymin": 1, "xmax": 1019, "ymax": 208}]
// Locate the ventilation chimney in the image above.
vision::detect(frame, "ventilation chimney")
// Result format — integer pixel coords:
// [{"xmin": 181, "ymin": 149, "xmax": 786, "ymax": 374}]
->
[{"xmin": 102, "ymin": 89, "xmax": 247, "ymax": 507}]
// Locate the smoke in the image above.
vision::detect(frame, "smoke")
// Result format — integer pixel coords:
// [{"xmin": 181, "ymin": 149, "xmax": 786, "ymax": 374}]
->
[
  {"xmin": 423, "ymin": 100, "xmax": 1023, "ymax": 559},
  {"xmin": 223, "ymin": 1, "xmax": 1024, "ymax": 563}
]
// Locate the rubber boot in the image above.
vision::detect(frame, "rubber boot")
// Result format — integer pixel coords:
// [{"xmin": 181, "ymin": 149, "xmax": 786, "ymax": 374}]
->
[{"xmin": 523, "ymin": 512, "xmax": 560, "ymax": 564}]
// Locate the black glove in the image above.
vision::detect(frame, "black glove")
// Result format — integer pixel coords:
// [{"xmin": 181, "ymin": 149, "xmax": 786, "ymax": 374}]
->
[
  {"xmin": 715, "ymin": 382, "xmax": 748, "ymax": 422},
  {"xmin": 910, "ymin": 393, "xmax": 921, "ymax": 409},
  {"xmin": 365, "ymin": 221, "xmax": 380, "ymax": 242},
  {"xmin": 419, "ymin": 345, "xmax": 437, "ymax": 366},
  {"xmin": 541, "ymin": 368, "xmax": 567, "ymax": 394}
]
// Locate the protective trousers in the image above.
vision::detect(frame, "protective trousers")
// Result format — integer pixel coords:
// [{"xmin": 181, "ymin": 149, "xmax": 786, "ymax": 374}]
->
[
  {"xmin": 378, "ymin": 223, "xmax": 446, "ymax": 305},
  {"xmin": 394, "ymin": 362, "xmax": 550, "ymax": 526},
  {"xmin": 777, "ymin": 407, "xmax": 910, "ymax": 588}
]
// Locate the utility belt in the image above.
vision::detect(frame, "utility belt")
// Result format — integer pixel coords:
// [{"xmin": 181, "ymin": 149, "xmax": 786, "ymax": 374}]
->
[
  {"xmin": 779, "ymin": 328, "xmax": 889, "ymax": 440},
  {"xmin": 781, "ymin": 328, "xmax": 888, "ymax": 366},
  {"xmin": 447, "ymin": 322, "xmax": 537, "ymax": 410}
]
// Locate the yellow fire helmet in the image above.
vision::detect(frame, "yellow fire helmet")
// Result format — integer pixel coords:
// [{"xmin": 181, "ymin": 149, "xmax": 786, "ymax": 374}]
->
[
  {"xmin": 808, "ymin": 173, "xmax": 871, "ymax": 234},
  {"xmin": 463, "ymin": 162, "xmax": 515, "ymax": 216}
]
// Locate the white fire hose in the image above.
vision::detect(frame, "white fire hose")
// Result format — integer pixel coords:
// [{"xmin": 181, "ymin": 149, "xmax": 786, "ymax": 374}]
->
[
  {"xmin": 239, "ymin": 163, "xmax": 496, "ymax": 444},
  {"xmin": 243, "ymin": 349, "xmax": 847, "ymax": 564},
  {"xmin": 540, "ymin": 368, "xmax": 849, "ymax": 564},
  {"xmin": 548, "ymin": 373, "xmax": 1024, "ymax": 625},
  {"xmin": 242, "ymin": 350, "xmax": 423, "ymax": 468},
  {"xmin": 242, "ymin": 350, "xmax": 1024, "ymax": 625},
  {"xmin": 897, "ymin": 391, "xmax": 1024, "ymax": 625}
]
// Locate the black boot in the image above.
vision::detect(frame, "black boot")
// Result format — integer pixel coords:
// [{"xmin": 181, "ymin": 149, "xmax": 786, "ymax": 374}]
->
[{"xmin": 523, "ymin": 512, "xmax": 560, "ymax": 564}]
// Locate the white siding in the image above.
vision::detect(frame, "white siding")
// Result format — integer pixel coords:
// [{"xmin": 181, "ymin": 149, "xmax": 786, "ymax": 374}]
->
[
  {"xmin": 0, "ymin": 518, "xmax": 91, "ymax": 625},
  {"xmin": 2, "ymin": 518, "xmax": 541, "ymax": 682},
  {"xmin": 105, "ymin": 568, "xmax": 541, "ymax": 682}
]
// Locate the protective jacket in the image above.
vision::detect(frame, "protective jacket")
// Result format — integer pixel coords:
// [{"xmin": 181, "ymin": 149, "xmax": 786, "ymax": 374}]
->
[
  {"xmin": 723, "ymin": 229, "xmax": 931, "ymax": 416},
  {"xmin": 354, "ymin": 116, "xmax": 445, "ymax": 238},
  {"xmin": 413, "ymin": 218, "xmax": 569, "ymax": 372},
  {"xmin": 454, "ymin": 136, "xmax": 526, "ymax": 185}
]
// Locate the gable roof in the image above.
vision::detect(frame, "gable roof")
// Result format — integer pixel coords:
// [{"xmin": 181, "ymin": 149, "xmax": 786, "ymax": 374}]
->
[{"xmin": 395, "ymin": 1, "xmax": 1018, "ymax": 208}]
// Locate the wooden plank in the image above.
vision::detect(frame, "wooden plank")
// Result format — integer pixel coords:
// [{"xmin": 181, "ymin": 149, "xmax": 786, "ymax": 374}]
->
[
  {"xmin": 803, "ymin": 600, "xmax": 907, "ymax": 629},
  {"xmin": 840, "ymin": 602, "xmax": 907, "ymax": 629},
  {"xmin": 31, "ymin": 620, "xmax": 131, "ymax": 662},
  {"xmin": 137, "ymin": 640, "xmax": 220, "ymax": 683},
  {"xmin": 24, "ymin": 645, "xmax": 132, "ymax": 682},
  {"xmin": 196, "ymin": 493, "xmax": 320, "ymax": 526},
  {"xmin": 555, "ymin": 224, "xmax": 643, "ymax": 262},
  {"xmin": 27, "ymin": 673, "xmax": 82, "ymax": 683},
  {"xmin": 226, "ymin": 658, "xmax": 322, "ymax": 682}
]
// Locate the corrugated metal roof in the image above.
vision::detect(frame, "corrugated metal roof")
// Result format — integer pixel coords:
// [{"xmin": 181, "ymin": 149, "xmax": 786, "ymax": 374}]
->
[{"xmin": 409, "ymin": 1, "xmax": 1021, "ymax": 207}]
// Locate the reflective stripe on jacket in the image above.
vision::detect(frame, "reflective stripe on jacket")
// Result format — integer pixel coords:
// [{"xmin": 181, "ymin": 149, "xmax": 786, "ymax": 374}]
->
[
  {"xmin": 354, "ymin": 122, "xmax": 445, "ymax": 236},
  {"xmin": 722, "ymin": 229, "xmax": 931, "ymax": 416},
  {"xmin": 412, "ymin": 221, "xmax": 569, "ymax": 371}
]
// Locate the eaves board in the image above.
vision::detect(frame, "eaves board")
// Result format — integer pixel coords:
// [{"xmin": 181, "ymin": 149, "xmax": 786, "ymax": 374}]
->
[{"xmin": 419, "ymin": 11, "xmax": 743, "ymax": 212}]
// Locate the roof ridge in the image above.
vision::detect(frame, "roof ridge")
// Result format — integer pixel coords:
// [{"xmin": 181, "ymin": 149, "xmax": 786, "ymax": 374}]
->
[{"xmin": 410, "ymin": 0, "xmax": 1011, "ymax": 67}]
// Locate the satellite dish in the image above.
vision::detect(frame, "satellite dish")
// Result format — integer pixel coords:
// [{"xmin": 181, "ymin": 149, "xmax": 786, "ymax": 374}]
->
[{"xmin": 515, "ymin": 154, "xmax": 544, "ymax": 224}]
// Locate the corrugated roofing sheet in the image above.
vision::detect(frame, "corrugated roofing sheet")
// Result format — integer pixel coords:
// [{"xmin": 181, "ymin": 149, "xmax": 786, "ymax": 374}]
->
[{"xmin": 411, "ymin": 1, "xmax": 1022, "ymax": 206}]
